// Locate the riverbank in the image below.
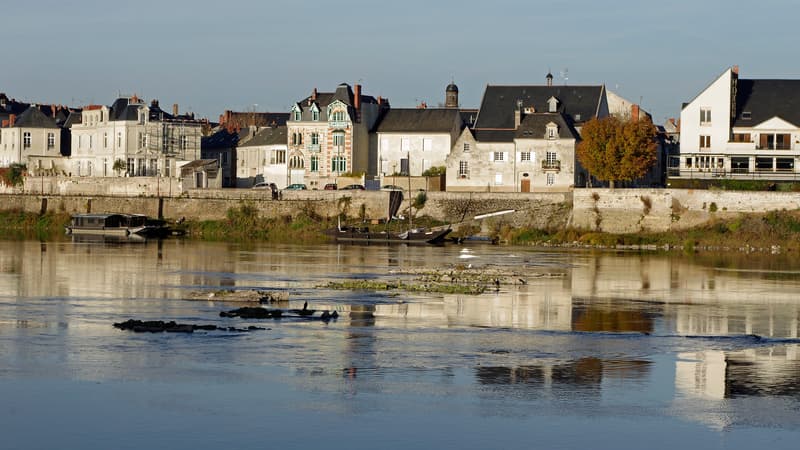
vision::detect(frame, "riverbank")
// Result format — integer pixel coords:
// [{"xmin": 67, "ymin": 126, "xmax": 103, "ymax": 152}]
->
[{"xmin": 4, "ymin": 206, "xmax": 800, "ymax": 256}]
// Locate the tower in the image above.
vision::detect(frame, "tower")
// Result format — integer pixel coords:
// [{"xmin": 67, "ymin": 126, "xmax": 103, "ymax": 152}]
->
[{"xmin": 445, "ymin": 81, "xmax": 459, "ymax": 108}]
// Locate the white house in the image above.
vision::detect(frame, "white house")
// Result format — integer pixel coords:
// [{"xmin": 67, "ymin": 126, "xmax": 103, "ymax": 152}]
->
[
  {"xmin": 675, "ymin": 66, "xmax": 800, "ymax": 178},
  {"xmin": 235, "ymin": 125, "xmax": 288, "ymax": 188},
  {"xmin": 0, "ymin": 106, "xmax": 63, "ymax": 171},
  {"xmin": 375, "ymin": 108, "xmax": 463, "ymax": 177}
]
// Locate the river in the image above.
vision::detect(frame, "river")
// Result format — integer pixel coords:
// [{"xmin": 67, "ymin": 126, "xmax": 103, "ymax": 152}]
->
[{"xmin": 1, "ymin": 239, "xmax": 799, "ymax": 449}]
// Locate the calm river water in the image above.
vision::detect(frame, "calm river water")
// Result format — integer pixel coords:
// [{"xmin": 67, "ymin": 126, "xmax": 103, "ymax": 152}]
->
[{"xmin": 1, "ymin": 239, "xmax": 799, "ymax": 449}]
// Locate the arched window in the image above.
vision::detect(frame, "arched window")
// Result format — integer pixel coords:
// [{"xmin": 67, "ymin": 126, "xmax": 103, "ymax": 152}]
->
[
  {"xmin": 289, "ymin": 155, "xmax": 305, "ymax": 169},
  {"xmin": 331, "ymin": 110, "xmax": 346, "ymax": 122}
]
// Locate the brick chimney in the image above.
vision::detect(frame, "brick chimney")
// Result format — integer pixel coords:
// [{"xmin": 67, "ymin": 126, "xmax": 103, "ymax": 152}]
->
[
  {"xmin": 732, "ymin": 65, "xmax": 739, "ymax": 75},
  {"xmin": 173, "ymin": 103, "xmax": 179, "ymax": 116},
  {"xmin": 353, "ymin": 84, "xmax": 361, "ymax": 111},
  {"xmin": 311, "ymin": 88, "xmax": 317, "ymax": 101},
  {"xmin": 631, "ymin": 104, "xmax": 640, "ymax": 122},
  {"xmin": 9, "ymin": 114, "xmax": 16, "ymax": 127}
]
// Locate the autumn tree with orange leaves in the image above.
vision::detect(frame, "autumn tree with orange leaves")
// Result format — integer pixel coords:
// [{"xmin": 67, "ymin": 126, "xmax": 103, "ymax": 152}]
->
[{"xmin": 576, "ymin": 116, "xmax": 657, "ymax": 188}]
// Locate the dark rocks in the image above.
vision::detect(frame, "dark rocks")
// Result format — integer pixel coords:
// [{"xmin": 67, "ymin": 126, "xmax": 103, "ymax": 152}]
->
[
  {"xmin": 112, "ymin": 319, "xmax": 266, "ymax": 333},
  {"xmin": 220, "ymin": 307, "xmax": 283, "ymax": 319}
]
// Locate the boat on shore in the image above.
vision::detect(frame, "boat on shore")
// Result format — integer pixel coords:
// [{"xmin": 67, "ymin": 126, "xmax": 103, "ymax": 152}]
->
[
  {"xmin": 325, "ymin": 225, "xmax": 451, "ymax": 244},
  {"xmin": 65, "ymin": 213, "xmax": 169, "ymax": 237}
]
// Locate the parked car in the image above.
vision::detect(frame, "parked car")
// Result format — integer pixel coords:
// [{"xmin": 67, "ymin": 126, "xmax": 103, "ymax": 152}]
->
[
  {"xmin": 341, "ymin": 184, "xmax": 365, "ymax": 190},
  {"xmin": 252, "ymin": 182, "xmax": 277, "ymax": 190},
  {"xmin": 284, "ymin": 183, "xmax": 307, "ymax": 190},
  {"xmin": 323, "ymin": 183, "xmax": 338, "ymax": 190},
  {"xmin": 380, "ymin": 184, "xmax": 404, "ymax": 191}
]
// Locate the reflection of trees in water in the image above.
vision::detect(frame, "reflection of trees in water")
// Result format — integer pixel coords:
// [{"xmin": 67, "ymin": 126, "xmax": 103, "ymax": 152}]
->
[
  {"xmin": 475, "ymin": 358, "xmax": 651, "ymax": 389},
  {"xmin": 571, "ymin": 299, "xmax": 655, "ymax": 334}
]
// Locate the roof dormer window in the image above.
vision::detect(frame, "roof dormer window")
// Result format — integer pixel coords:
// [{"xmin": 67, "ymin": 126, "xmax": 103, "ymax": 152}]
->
[
  {"xmin": 547, "ymin": 96, "xmax": 558, "ymax": 113},
  {"xmin": 742, "ymin": 111, "xmax": 751, "ymax": 120},
  {"xmin": 546, "ymin": 122, "xmax": 559, "ymax": 139}
]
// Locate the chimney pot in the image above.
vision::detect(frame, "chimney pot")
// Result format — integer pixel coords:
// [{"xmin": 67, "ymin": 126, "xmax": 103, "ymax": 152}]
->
[
  {"xmin": 173, "ymin": 103, "xmax": 179, "ymax": 116},
  {"xmin": 9, "ymin": 114, "xmax": 16, "ymax": 127},
  {"xmin": 732, "ymin": 65, "xmax": 739, "ymax": 75},
  {"xmin": 353, "ymin": 84, "xmax": 361, "ymax": 111}
]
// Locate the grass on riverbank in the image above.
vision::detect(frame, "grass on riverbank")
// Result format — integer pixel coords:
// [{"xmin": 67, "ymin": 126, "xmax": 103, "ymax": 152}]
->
[
  {"xmin": 0, "ymin": 210, "xmax": 71, "ymax": 240},
  {"xmin": 502, "ymin": 209, "xmax": 800, "ymax": 252}
]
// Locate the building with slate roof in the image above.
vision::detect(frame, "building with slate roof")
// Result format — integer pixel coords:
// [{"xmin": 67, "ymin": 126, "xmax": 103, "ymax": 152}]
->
[
  {"xmin": 375, "ymin": 108, "xmax": 463, "ymax": 178},
  {"xmin": 445, "ymin": 74, "xmax": 655, "ymax": 191},
  {"xmin": 70, "ymin": 96, "xmax": 204, "ymax": 178},
  {"xmin": 235, "ymin": 125, "xmax": 288, "ymax": 188},
  {"xmin": 287, "ymin": 83, "xmax": 388, "ymax": 189},
  {"xmin": 0, "ymin": 105, "xmax": 64, "ymax": 171},
  {"xmin": 446, "ymin": 75, "xmax": 610, "ymax": 192},
  {"xmin": 674, "ymin": 66, "xmax": 800, "ymax": 180}
]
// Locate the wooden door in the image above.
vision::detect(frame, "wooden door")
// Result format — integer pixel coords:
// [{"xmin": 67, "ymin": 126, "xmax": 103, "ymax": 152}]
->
[{"xmin": 521, "ymin": 178, "xmax": 531, "ymax": 193}]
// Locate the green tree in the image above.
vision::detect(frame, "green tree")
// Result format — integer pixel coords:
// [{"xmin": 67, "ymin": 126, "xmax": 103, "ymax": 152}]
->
[
  {"xmin": 421, "ymin": 166, "xmax": 446, "ymax": 177},
  {"xmin": 576, "ymin": 116, "xmax": 657, "ymax": 188},
  {"xmin": 113, "ymin": 159, "xmax": 127, "ymax": 176}
]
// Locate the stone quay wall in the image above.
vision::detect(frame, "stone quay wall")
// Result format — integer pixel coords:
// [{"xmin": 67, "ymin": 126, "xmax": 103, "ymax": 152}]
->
[{"xmin": 3, "ymin": 186, "xmax": 800, "ymax": 234}]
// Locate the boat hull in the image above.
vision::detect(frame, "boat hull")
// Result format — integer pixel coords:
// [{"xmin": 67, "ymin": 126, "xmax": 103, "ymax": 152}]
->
[{"xmin": 326, "ymin": 227, "xmax": 451, "ymax": 244}]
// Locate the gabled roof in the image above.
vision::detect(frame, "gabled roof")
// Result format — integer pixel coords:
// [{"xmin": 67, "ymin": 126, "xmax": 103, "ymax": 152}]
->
[
  {"xmin": 376, "ymin": 108, "xmax": 461, "ymax": 133},
  {"xmin": 13, "ymin": 106, "xmax": 58, "ymax": 128},
  {"xmin": 239, "ymin": 126, "xmax": 287, "ymax": 147},
  {"xmin": 474, "ymin": 85, "xmax": 604, "ymax": 129},
  {"xmin": 64, "ymin": 111, "xmax": 82, "ymax": 128},
  {"xmin": 733, "ymin": 79, "xmax": 800, "ymax": 127},
  {"xmin": 514, "ymin": 113, "xmax": 579, "ymax": 140}
]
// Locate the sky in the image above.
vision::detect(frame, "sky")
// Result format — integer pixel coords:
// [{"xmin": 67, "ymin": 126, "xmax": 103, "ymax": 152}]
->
[{"xmin": 3, "ymin": 0, "xmax": 799, "ymax": 124}]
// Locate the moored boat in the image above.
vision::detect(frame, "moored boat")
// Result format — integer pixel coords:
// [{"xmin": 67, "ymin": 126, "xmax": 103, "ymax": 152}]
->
[
  {"xmin": 65, "ymin": 213, "xmax": 168, "ymax": 237},
  {"xmin": 325, "ymin": 225, "xmax": 451, "ymax": 244}
]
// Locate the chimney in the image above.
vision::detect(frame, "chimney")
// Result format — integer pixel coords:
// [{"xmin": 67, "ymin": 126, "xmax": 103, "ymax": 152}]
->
[
  {"xmin": 173, "ymin": 103, "xmax": 179, "ymax": 116},
  {"xmin": 9, "ymin": 114, "xmax": 16, "ymax": 127},
  {"xmin": 546, "ymin": 72, "xmax": 553, "ymax": 87},
  {"xmin": 311, "ymin": 88, "xmax": 317, "ymax": 101},
  {"xmin": 377, "ymin": 96, "xmax": 383, "ymax": 105},
  {"xmin": 514, "ymin": 99, "xmax": 523, "ymax": 128},
  {"xmin": 732, "ymin": 65, "xmax": 739, "ymax": 75},
  {"xmin": 353, "ymin": 84, "xmax": 361, "ymax": 111},
  {"xmin": 631, "ymin": 104, "xmax": 640, "ymax": 122}
]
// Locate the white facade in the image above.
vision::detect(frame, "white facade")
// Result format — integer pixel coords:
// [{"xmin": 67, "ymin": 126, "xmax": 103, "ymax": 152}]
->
[{"xmin": 377, "ymin": 133, "xmax": 453, "ymax": 177}]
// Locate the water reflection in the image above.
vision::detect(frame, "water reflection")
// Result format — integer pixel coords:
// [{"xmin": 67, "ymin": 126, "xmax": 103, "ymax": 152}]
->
[{"xmin": 2, "ymin": 239, "xmax": 800, "ymax": 439}]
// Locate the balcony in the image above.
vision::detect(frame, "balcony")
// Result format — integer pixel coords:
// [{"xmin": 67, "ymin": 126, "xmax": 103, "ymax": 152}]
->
[
  {"xmin": 306, "ymin": 143, "xmax": 320, "ymax": 152},
  {"xmin": 329, "ymin": 121, "xmax": 350, "ymax": 129},
  {"xmin": 542, "ymin": 160, "xmax": 561, "ymax": 171}
]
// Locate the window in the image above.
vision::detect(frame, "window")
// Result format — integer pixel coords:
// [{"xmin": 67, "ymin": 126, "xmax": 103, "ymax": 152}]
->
[
  {"xmin": 181, "ymin": 135, "xmax": 188, "ymax": 150},
  {"xmin": 546, "ymin": 151, "xmax": 557, "ymax": 164},
  {"xmin": 47, "ymin": 133, "xmax": 55, "ymax": 149},
  {"xmin": 699, "ymin": 135, "xmax": 711, "ymax": 149},
  {"xmin": 23, "ymin": 132, "xmax": 31, "ymax": 148},
  {"xmin": 741, "ymin": 111, "xmax": 752, "ymax": 120},
  {"xmin": 332, "ymin": 156, "xmax": 346, "ymax": 173},
  {"xmin": 311, "ymin": 110, "xmax": 319, "ymax": 121},
  {"xmin": 117, "ymin": 132, "xmax": 122, "ymax": 147},
  {"xmin": 293, "ymin": 110, "xmax": 301, "ymax": 121},
  {"xmin": 493, "ymin": 151, "xmax": 504, "ymax": 162},
  {"xmin": 494, "ymin": 173, "xmax": 503, "ymax": 185},
  {"xmin": 546, "ymin": 173, "xmax": 555, "ymax": 185},
  {"xmin": 331, "ymin": 110, "xmax": 346, "ymax": 122},
  {"xmin": 333, "ymin": 132, "xmax": 345, "ymax": 147},
  {"xmin": 289, "ymin": 155, "xmax": 304, "ymax": 169},
  {"xmin": 89, "ymin": 135, "xmax": 93, "ymax": 149},
  {"xmin": 700, "ymin": 108, "xmax": 711, "ymax": 125},
  {"xmin": 520, "ymin": 152, "xmax": 531, "ymax": 162},
  {"xmin": 311, "ymin": 133, "xmax": 319, "ymax": 145},
  {"xmin": 463, "ymin": 143, "xmax": 470, "ymax": 152},
  {"xmin": 127, "ymin": 158, "xmax": 134, "ymax": 175},
  {"xmin": 732, "ymin": 133, "xmax": 751, "ymax": 143},
  {"xmin": 458, "ymin": 161, "xmax": 469, "ymax": 178},
  {"xmin": 103, "ymin": 132, "xmax": 108, "ymax": 148},
  {"xmin": 310, "ymin": 155, "xmax": 319, "ymax": 172},
  {"xmin": 274, "ymin": 149, "xmax": 286, "ymax": 164},
  {"xmin": 401, "ymin": 138, "xmax": 410, "ymax": 152},
  {"xmin": 423, "ymin": 138, "xmax": 432, "ymax": 152}
]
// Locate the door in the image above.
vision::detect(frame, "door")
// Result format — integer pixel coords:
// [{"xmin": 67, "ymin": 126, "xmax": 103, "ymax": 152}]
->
[{"xmin": 521, "ymin": 178, "xmax": 531, "ymax": 193}]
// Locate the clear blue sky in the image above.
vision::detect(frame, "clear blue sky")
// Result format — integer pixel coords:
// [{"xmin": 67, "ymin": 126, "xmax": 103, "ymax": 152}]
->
[{"xmin": 3, "ymin": 0, "xmax": 798, "ymax": 124}]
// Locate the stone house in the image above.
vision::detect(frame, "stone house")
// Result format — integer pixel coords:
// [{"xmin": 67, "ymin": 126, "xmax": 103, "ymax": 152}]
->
[
  {"xmin": 0, "ymin": 106, "xmax": 64, "ymax": 172},
  {"xmin": 287, "ymin": 83, "xmax": 388, "ymax": 189},
  {"xmin": 375, "ymin": 108, "xmax": 463, "ymax": 178},
  {"xmin": 69, "ymin": 96, "xmax": 204, "ymax": 179},
  {"xmin": 235, "ymin": 125, "xmax": 288, "ymax": 188}
]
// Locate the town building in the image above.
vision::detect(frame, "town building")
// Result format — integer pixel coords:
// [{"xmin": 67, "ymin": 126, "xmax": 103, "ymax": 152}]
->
[
  {"xmin": 375, "ymin": 107, "xmax": 463, "ymax": 178},
  {"xmin": 672, "ymin": 66, "xmax": 800, "ymax": 180},
  {"xmin": 235, "ymin": 125, "xmax": 288, "ymax": 188},
  {"xmin": 69, "ymin": 96, "xmax": 204, "ymax": 178},
  {"xmin": 0, "ymin": 106, "xmax": 64, "ymax": 172},
  {"xmin": 287, "ymin": 83, "xmax": 388, "ymax": 189}
]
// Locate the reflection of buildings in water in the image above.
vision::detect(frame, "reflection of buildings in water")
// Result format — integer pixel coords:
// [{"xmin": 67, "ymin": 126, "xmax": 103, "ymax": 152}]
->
[
  {"xmin": 676, "ymin": 345, "xmax": 800, "ymax": 400},
  {"xmin": 476, "ymin": 358, "xmax": 651, "ymax": 392},
  {"xmin": 343, "ymin": 304, "xmax": 376, "ymax": 381},
  {"xmin": 572, "ymin": 253, "xmax": 800, "ymax": 305},
  {"xmin": 571, "ymin": 298, "xmax": 654, "ymax": 334},
  {"xmin": 672, "ymin": 303, "xmax": 799, "ymax": 338}
]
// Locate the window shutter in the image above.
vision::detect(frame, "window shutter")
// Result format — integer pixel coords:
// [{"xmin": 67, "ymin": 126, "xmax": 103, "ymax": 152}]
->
[
  {"xmin": 489, "ymin": 152, "xmax": 494, "ymax": 162},
  {"xmin": 503, "ymin": 152, "xmax": 509, "ymax": 162}
]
